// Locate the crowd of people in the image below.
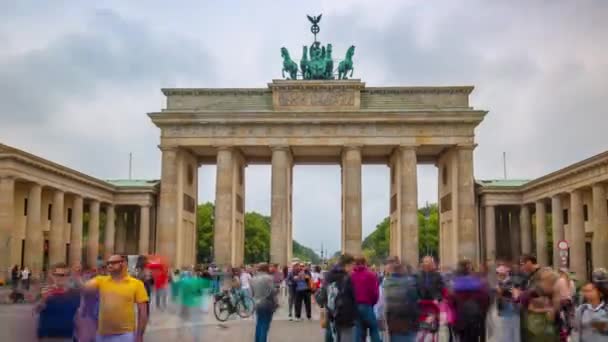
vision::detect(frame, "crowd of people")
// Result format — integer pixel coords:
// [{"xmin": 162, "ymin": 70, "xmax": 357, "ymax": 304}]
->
[{"xmin": 5, "ymin": 252, "xmax": 608, "ymax": 341}]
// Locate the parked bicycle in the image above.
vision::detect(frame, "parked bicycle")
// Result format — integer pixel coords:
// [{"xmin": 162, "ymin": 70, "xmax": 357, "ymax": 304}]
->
[{"xmin": 213, "ymin": 289, "xmax": 255, "ymax": 321}]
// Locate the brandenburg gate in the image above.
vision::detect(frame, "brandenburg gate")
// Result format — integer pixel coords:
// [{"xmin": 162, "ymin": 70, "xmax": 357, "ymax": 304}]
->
[
  {"xmin": 149, "ymin": 79, "xmax": 486, "ymax": 267},
  {"xmin": 149, "ymin": 16, "xmax": 487, "ymax": 268}
]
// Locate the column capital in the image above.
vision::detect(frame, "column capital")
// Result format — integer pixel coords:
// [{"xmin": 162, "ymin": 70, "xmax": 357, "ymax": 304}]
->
[
  {"xmin": 270, "ymin": 145, "xmax": 291, "ymax": 152},
  {"xmin": 0, "ymin": 175, "xmax": 16, "ymax": 181},
  {"xmin": 455, "ymin": 143, "xmax": 478, "ymax": 150},
  {"xmin": 158, "ymin": 145, "xmax": 179, "ymax": 152},
  {"xmin": 342, "ymin": 144, "xmax": 362, "ymax": 152},
  {"xmin": 215, "ymin": 145, "xmax": 234, "ymax": 152},
  {"xmin": 140, "ymin": 204, "xmax": 152, "ymax": 208},
  {"xmin": 397, "ymin": 144, "xmax": 419, "ymax": 151}
]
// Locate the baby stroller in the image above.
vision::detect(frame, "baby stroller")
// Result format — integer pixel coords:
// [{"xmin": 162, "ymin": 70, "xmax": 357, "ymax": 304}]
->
[{"xmin": 417, "ymin": 300, "xmax": 440, "ymax": 342}]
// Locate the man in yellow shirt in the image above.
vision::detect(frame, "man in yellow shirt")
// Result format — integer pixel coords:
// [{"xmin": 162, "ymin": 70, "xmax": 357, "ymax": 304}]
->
[{"xmin": 86, "ymin": 254, "xmax": 149, "ymax": 342}]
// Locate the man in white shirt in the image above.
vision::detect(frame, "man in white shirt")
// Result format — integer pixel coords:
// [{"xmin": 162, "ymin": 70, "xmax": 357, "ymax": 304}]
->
[{"xmin": 21, "ymin": 267, "xmax": 30, "ymax": 290}]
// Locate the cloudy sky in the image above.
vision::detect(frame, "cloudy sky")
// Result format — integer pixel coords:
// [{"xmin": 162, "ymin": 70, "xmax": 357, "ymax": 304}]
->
[{"xmin": 2, "ymin": 1, "xmax": 607, "ymax": 254}]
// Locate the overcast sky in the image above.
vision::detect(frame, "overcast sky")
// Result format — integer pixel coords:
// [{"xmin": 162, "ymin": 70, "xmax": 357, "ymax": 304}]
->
[{"xmin": 2, "ymin": 1, "xmax": 607, "ymax": 254}]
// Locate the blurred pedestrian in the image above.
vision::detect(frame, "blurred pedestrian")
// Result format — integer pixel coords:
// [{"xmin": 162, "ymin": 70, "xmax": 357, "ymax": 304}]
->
[
  {"xmin": 450, "ymin": 259, "xmax": 490, "ymax": 342},
  {"xmin": 351, "ymin": 256, "xmax": 381, "ymax": 342},
  {"xmin": 325, "ymin": 254, "xmax": 358, "ymax": 341},
  {"xmin": 252, "ymin": 263, "xmax": 278, "ymax": 342},
  {"xmin": 520, "ymin": 267, "xmax": 560, "ymax": 342},
  {"xmin": 573, "ymin": 281, "xmax": 608, "ymax": 341},
  {"xmin": 86, "ymin": 254, "xmax": 149, "ymax": 342}
]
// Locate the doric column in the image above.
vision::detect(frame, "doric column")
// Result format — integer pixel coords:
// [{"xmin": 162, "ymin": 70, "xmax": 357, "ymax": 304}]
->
[
  {"xmin": 103, "ymin": 205, "xmax": 115, "ymax": 260},
  {"xmin": 139, "ymin": 205, "xmax": 150, "ymax": 255},
  {"xmin": 270, "ymin": 146, "xmax": 292, "ymax": 266},
  {"xmin": 521, "ymin": 205, "xmax": 532, "ymax": 254},
  {"xmin": 69, "ymin": 196, "xmax": 83, "ymax": 267},
  {"xmin": 0, "ymin": 177, "xmax": 15, "ymax": 281},
  {"xmin": 511, "ymin": 207, "xmax": 521, "ymax": 260},
  {"xmin": 87, "ymin": 200, "xmax": 100, "ymax": 268},
  {"xmin": 551, "ymin": 195, "xmax": 564, "ymax": 268},
  {"xmin": 48, "ymin": 189, "xmax": 65, "ymax": 265},
  {"xmin": 341, "ymin": 146, "xmax": 362, "ymax": 255},
  {"xmin": 457, "ymin": 146, "xmax": 477, "ymax": 262},
  {"xmin": 115, "ymin": 209, "xmax": 126, "ymax": 254},
  {"xmin": 485, "ymin": 205, "xmax": 496, "ymax": 266},
  {"xmin": 158, "ymin": 147, "xmax": 179, "ymax": 264},
  {"xmin": 214, "ymin": 147, "xmax": 233, "ymax": 266},
  {"xmin": 592, "ymin": 183, "xmax": 608, "ymax": 270},
  {"xmin": 24, "ymin": 183, "xmax": 43, "ymax": 276},
  {"xmin": 389, "ymin": 146, "xmax": 419, "ymax": 265},
  {"xmin": 570, "ymin": 189, "xmax": 586, "ymax": 278},
  {"xmin": 535, "ymin": 200, "xmax": 548, "ymax": 266}
]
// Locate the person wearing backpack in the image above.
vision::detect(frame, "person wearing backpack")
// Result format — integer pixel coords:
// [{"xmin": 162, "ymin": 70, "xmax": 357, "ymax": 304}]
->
[
  {"xmin": 351, "ymin": 256, "xmax": 381, "ymax": 342},
  {"xmin": 450, "ymin": 259, "xmax": 490, "ymax": 342},
  {"xmin": 325, "ymin": 253, "xmax": 358, "ymax": 341},
  {"xmin": 376, "ymin": 256, "xmax": 420, "ymax": 342}
]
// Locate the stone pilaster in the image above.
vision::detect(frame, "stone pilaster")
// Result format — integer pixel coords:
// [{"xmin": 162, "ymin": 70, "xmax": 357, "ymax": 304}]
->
[
  {"xmin": 69, "ymin": 196, "xmax": 83, "ymax": 267},
  {"xmin": 341, "ymin": 146, "xmax": 362, "ymax": 255},
  {"xmin": 570, "ymin": 190, "xmax": 586, "ymax": 278},
  {"xmin": 484, "ymin": 205, "xmax": 496, "ymax": 266},
  {"xmin": 592, "ymin": 183, "xmax": 608, "ymax": 270},
  {"xmin": 389, "ymin": 146, "xmax": 418, "ymax": 265},
  {"xmin": 139, "ymin": 205, "xmax": 150, "ymax": 255},
  {"xmin": 551, "ymin": 195, "xmax": 564, "ymax": 268},
  {"xmin": 0, "ymin": 177, "xmax": 15, "ymax": 281},
  {"xmin": 521, "ymin": 205, "xmax": 532, "ymax": 254},
  {"xmin": 49, "ymin": 189, "xmax": 65, "ymax": 265},
  {"xmin": 535, "ymin": 200, "xmax": 548, "ymax": 266},
  {"xmin": 158, "ymin": 147, "xmax": 179, "ymax": 264},
  {"xmin": 24, "ymin": 184, "xmax": 43, "ymax": 276},
  {"xmin": 457, "ymin": 146, "xmax": 477, "ymax": 262},
  {"xmin": 87, "ymin": 200, "xmax": 100, "ymax": 268},
  {"xmin": 115, "ymin": 209, "xmax": 126, "ymax": 254},
  {"xmin": 270, "ymin": 146, "xmax": 292, "ymax": 266},
  {"xmin": 103, "ymin": 205, "xmax": 115, "ymax": 260}
]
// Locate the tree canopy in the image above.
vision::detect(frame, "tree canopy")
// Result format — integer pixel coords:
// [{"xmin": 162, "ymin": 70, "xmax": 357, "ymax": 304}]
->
[
  {"xmin": 196, "ymin": 202, "xmax": 320, "ymax": 265},
  {"xmin": 361, "ymin": 204, "xmax": 439, "ymax": 265}
]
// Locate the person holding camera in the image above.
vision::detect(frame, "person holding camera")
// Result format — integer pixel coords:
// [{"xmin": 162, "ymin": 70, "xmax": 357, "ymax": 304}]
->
[{"xmin": 494, "ymin": 265, "xmax": 520, "ymax": 342}]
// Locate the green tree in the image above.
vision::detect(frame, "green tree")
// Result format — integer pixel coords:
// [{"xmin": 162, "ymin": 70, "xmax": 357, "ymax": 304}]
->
[
  {"xmin": 244, "ymin": 211, "xmax": 271, "ymax": 264},
  {"xmin": 361, "ymin": 204, "xmax": 440, "ymax": 265},
  {"xmin": 293, "ymin": 240, "xmax": 321, "ymax": 264},
  {"xmin": 196, "ymin": 202, "xmax": 214, "ymax": 263}
]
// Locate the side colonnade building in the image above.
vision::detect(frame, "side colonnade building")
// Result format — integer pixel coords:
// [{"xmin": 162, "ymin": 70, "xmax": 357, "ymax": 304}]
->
[
  {"xmin": 479, "ymin": 151, "xmax": 608, "ymax": 280},
  {"xmin": 0, "ymin": 144, "xmax": 160, "ymax": 280}
]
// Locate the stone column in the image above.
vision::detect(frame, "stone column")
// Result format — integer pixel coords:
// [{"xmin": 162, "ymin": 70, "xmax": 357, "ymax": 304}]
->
[
  {"xmin": 521, "ymin": 205, "xmax": 532, "ymax": 254},
  {"xmin": 535, "ymin": 200, "xmax": 548, "ymax": 266},
  {"xmin": 87, "ymin": 200, "xmax": 100, "ymax": 268},
  {"xmin": 214, "ymin": 147, "xmax": 235, "ymax": 266},
  {"xmin": 139, "ymin": 205, "xmax": 150, "ymax": 255},
  {"xmin": 570, "ymin": 189, "xmax": 586, "ymax": 279},
  {"xmin": 457, "ymin": 146, "xmax": 477, "ymax": 262},
  {"xmin": 390, "ymin": 146, "xmax": 419, "ymax": 265},
  {"xmin": 592, "ymin": 183, "xmax": 608, "ymax": 270},
  {"xmin": 115, "ymin": 209, "xmax": 126, "ymax": 254},
  {"xmin": 551, "ymin": 195, "xmax": 564, "ymax": 268},
  {"xmin": 103, "ymin": 205, "xmax": 115, "ymax": 260},
  {"xmin": 485, "ymin": 205, "xmax": 496, "ymax": 266},
  {"xmin": 69, "ymin": 196, "xmax": 83, "ymax": 267},
  {"xmin": 24, "ymin": 184, "xmax": 43, "ymax": 276},
  {"xmin": 341, "ymin": 146, "xmax": 362, "ymax": 255},
  {"xmin": 158, "ymin": 147, "xmax": 179, "ymax": 264},
  {"xmin": 49, "ymin": 189, "xmax": 65, "ymax": 265},
  {"xmin": 0, "ymin": 177, "xmax": 15, "ymax": 281},
  {"xmin": 270, "ymin": 146, "xmax": 292, "ymax": 266},
  {"xmin": 511, "ymin": 207, "xmax": 521, "ymax": 261}
]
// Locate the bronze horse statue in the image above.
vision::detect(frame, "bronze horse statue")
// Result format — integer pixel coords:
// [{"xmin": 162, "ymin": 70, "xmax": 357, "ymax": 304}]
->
[
  {"xmin": 338, "ymin": 45, "xmax": 355, "ymax": 80},
  {"xmin": 281, "ymin": 47, "xmax": 298, "ymax": 80},
  {"xmin": 300, "ymin": 46, "xmax": 310, "ymax": 79}
]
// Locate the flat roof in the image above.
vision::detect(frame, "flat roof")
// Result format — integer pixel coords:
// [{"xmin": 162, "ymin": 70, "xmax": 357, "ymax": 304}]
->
[
  {"xmin": 477, "ymin": 179, "xmax": 531, "ymax": 188},
  {"xmin": 105, "ymin": 179, "xmax": 159, "ymax": 188}
]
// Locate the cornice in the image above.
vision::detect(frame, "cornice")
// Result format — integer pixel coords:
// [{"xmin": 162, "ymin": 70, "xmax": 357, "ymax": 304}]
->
[
  {"xmin": 364, "ymin": 86, "xmax": 474, "ymax": 95},
  {"xmin": 162, "ymin": 88, "xmax": 270, "ymax": 96}
]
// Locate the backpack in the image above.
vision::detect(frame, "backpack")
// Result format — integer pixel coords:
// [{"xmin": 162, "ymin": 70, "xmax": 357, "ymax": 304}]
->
[
  {"xmin": 452, "ymin": 276, "xmax": 485, "ymax": 330},
  {"xmin": 315, "ymin": 286, "xmax": 327, "ymax": 308},
  {"xmin": 326, "ymin": 276, "xmax": 356, "ymax": 325}
]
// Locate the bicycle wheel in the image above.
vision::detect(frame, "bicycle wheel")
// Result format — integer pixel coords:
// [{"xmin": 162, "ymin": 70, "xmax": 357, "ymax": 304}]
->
[
  {"xmin": 237, "ymin": 296, "xmax": 255, "ymax": 318},
  {"xmin": 213, "ymin": 299, "xmax": 231, "ymax": 322}
]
